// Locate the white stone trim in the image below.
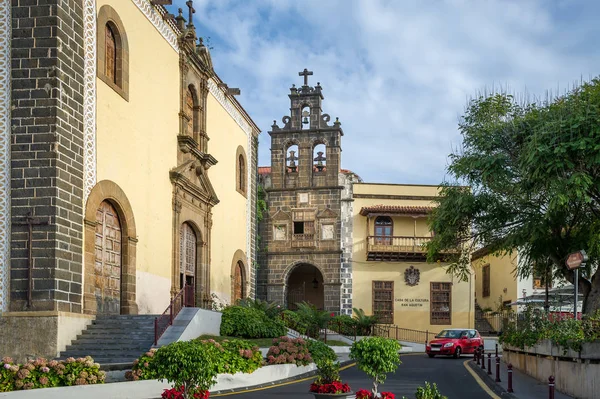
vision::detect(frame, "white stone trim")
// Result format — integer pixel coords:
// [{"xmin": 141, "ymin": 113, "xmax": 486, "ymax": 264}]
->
[
  {"xmin": 0, "ymin": 0, "xmax": 11, "ymax": 312},
  {"xmin": 83, "ymin": 0, "xmax": 97, "ymax": 200},
  {"xmin": 246, "ymin": 131, "xmax": 252, "ymax": 273},
  {"xmin": 131, "ymin": 0, "xmax": 180, "ymax": 53},
  {"xmin": 207, "ymin": 78, "xmax": 252, "ymax": 137}
]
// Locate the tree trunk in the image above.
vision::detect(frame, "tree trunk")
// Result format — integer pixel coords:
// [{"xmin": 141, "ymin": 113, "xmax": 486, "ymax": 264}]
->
[{"xmin": 583, "ymin": 275, "xmax": 600, "ymax": 315}]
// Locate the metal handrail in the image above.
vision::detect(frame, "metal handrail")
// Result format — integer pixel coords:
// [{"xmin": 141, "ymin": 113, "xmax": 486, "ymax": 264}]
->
[
  {"xmin": 154, "ymin": 284, "xmax": 192, "ymax": 345},
  {"xmin": 373, "ymin": 323, "xmax": 439, "ymax": 345}
]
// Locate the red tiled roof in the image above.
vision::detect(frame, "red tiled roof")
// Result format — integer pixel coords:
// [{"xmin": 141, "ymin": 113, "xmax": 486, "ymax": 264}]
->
[{"xmin": 359, "ymin": 205, "xmax": 434, "ymax": 217}]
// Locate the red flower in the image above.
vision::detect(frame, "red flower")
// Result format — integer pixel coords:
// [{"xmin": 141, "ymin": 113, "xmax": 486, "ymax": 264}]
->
[
  {"xmin": 161, "ymin": 387, "xmax": 210, "ymax": 399},
  {"xmin": 310, "ymin": 382, "xmax": 351, "ymax": 394},
  {"xmin": 331, "ymin": 312, "xmax": 335, "ymax": 317},
  {"xmin": 381, "ymin": 392, "xmax": 395, "ymax": 399},
  {"xmin": 355, "ymin": 389, "xmax": 373, "ymax": 399}
]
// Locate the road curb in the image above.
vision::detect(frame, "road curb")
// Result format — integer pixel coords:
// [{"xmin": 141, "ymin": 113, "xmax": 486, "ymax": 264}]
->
[
  {"xmin": 210, "ymin": 360, "xmax": 356, "ymax": 397},
  {"xmin": 465, "ymin": 360, "xmax": 518, "ymax": 399}
]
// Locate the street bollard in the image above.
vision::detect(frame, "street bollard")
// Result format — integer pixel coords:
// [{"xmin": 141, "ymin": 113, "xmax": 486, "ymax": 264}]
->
[
  {"xmin": 481, "ymin": 350, "xmax": 486, "ymax": 370},
  {"xmin": 477, "ymin": 348, "xmax": 481, "ymax": 365},
  {"xmin": 507, "ymin": 363, "xmax": 514, "ymax": 393},
  {"xmin": 488, "ymin": 353, "xmax": 492, "ymax": 375},
  {"xmin": 495, "ymin": 356, "xmax": 501, "ymax": 382},
  {"xmin": 495, "ymin": 343, "xmax": 498, "ymax": 358},
  {"xmin": 549, "ymin": 376, "xmax": 555, "ymax": 399}
]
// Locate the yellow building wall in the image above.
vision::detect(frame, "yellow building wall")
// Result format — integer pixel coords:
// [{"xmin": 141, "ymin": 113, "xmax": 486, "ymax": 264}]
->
[
  {"xmin": 206, "ymin": 92, "xmax": 250, "ymax": 305},
  {"xmin": 95, "ymin": 0, "xmax": 179, "ymax": 313},
  {"xmin": 352, "ymin": 184, "xmax": 475, "ymax": 331},
  {"xmin": 472, "ymin": 252, "xmax": 518, "ymax": 311}
]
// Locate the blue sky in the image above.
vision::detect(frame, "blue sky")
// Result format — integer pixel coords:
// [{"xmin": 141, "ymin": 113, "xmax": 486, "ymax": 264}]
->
[{"xmin": 171, "ymin": 0, "xmax": 600, "ymax": 184}]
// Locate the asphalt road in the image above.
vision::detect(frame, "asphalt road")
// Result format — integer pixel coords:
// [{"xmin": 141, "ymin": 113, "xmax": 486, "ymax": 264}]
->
[{"xmin": 216, "ymin": 354, "xmax": 492, "ymax": 399}]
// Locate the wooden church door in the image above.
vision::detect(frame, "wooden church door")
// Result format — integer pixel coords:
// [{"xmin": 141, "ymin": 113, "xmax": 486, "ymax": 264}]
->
[
  {"xmin": 179, "ymin": 223, "xmax": 196, "ymax": 305},
  {"xmin": 233, "ymin": 261, "xmax": 245, "ymax": 304},
  {"xmin": 95, "ymin": 201, "xmax": 122, "ymax": 314}
]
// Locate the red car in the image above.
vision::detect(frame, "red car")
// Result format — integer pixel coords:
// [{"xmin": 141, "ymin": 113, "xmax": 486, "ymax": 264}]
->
[{"xmin": 426, "ymin": 329, "xmax": 484, "ymax": 358}]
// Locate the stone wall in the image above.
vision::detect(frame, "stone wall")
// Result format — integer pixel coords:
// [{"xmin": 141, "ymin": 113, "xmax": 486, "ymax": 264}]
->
[
  {"xmin": 339, "ymin": 171, "xmax": 360, "ymax": 315},
  {"xmin": 10, "ymin": 0, "xmax": 85, "ymax": 312},
  {"xmin": 503, "ymin": 341, "xmax": 600, "ymax": 399}
]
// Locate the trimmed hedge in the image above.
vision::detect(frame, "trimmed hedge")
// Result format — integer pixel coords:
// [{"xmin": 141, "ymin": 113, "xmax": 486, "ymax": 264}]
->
[{"xmin": 220, "ymin": 306, "xmax": 287, "ymax": 339}]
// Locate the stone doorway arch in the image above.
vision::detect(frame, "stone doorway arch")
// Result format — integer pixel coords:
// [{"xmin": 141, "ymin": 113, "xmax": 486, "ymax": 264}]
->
[
  {"xmin": 286, "ymin": 263, "xmax": 324, "ymax": 310},
  {"xmin": 84, "ymin": 180, "xmax": 137, "ymax": 315}
]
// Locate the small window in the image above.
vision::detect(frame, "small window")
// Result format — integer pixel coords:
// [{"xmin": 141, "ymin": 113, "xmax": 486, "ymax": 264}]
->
[
  {"xmin": 97, "ymin": 5, "xmax": 129, "ymax": 100},
  {"xmin": 482, "ymin": 264, "xmax": 490, "ymax": 297},
  {"xmin": 235, "ymin": 146, "xmax": 247, "ymax": 197},
  {"xmin": 293, "ymin": 221, "xmax": 304, "ymax": 234},
  {"xmin": 373, "ymin": 281, "xmax": 394, "ymax": 324},
  {"xmin": 105, "ymin": 24, "xmax": 117, "ymax": 84},
  {"xmin": 186, "ymin": 87, "xmax": 195, "ymax": 137},
  {"xmin": 431, "ymin": 282, "xmax": 452, "ymax": 325}
]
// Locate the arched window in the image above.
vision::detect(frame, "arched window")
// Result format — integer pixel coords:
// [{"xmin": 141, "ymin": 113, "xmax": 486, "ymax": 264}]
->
[
  {"xmin": 286, "ymin": 144, "xmax": 299, "ymax": 173},
  {"xmin": 236, "ymin": 146, "xmax": 247, "ymax": 197},
  {"xmin": 97, "ymin": 5, "xmax": 129, "ymax": 100},
  {"xmin": 238, "ymin": 154, "xmax": 245, "ymax": 192},
  {"xmin": 105, "ymin": 24, "xmax": 117, "ymax": 84},
  {"xmin": 233, "ymin": 261, "xmax": 245, "ymax": 304},
  {"xmin": 374, "ymin": 216, "xmax": 393, "ymax": 245},
  {"xmin": 186, "ymin": 86, "xmax": 196, "ymax": 138},
  {"xmin": 313, "ymin": 143, "xmax": 326, "ymax": 172}
]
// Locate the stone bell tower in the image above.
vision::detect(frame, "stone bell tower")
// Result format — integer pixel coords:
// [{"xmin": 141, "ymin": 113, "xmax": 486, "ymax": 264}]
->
[{"xmin": 260, "ymin": 69, "xmax": 344, "ymax": 312}]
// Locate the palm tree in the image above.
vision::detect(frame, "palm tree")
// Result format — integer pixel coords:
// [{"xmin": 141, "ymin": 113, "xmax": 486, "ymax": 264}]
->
[{"xmin": 353, "ymin": 307, "xmax": 378, "ymax": 336}]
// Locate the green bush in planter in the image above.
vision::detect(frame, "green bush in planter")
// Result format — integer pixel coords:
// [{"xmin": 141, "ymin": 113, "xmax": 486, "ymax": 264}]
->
[
  {"xmin": 218, "ymin": 339, "xmax": 264, "ymax": 374},
  {"xmin": 220, "ymin": 306, "xmax": 286, "ymax": 338},
  {"xmin": 415, "ymin": 381, "xmax": 447, "ymax": 399},
  {"xmin": 307, "ymin": 339, "xmax": 337, "ymax": 365},
  {"xmin": 350, "ymin": 337, "xmax": 401, "ymax": 397},
  {"xmin": 153, "ymin": 340, "xmax": 221, "ymax": 397}
]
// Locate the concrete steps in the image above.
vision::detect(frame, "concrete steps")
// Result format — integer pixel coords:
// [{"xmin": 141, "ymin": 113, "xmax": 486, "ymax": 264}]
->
[{"xmin": 57, "ymin": 314, "xmax": 158, "ymax": 367}]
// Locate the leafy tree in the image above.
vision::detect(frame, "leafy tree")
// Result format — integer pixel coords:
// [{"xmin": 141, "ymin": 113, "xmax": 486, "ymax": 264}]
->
[
  {"xmin": 352, "ymin": 307, "xmax": 378, "ymax": 335},
  {"xmin": 350, "ymin": 337, "xmax": 401, "ymax": 397},
  {"xmin": 427, "ymin": 78, "xmax": 600, "ymax": 314}
]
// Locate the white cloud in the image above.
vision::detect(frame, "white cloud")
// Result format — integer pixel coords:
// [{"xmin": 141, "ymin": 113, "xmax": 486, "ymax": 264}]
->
[{"xmin": 173, "ymin": 0, "xmax": 599, "ymax": 184}]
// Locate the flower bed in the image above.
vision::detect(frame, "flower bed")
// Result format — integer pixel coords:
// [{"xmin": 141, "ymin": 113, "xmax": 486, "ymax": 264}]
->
[
  {"xmin": 0, "ymin": 356, "xmax": 105, "ymax": 392},
  {"xmin": 266, "ymin": 336, "xmax": 312, "ymax": 366}
]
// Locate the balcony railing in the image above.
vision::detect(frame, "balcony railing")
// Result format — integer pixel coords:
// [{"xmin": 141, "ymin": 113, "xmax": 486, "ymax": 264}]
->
[
  {"xmin": 366, "ymin": 235, "xmax": 433, "ymax": 261},
  {"xmin": 291, "ymin": 233, "xmax": 315, "ymax": 248}
]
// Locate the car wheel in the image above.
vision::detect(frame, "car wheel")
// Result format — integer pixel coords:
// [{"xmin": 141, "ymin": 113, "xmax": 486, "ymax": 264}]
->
[
  {"xmin": 454, "ymin": 346, "xmax": 462, "ymax": 358},
  {"xmin": 428, "ymin": 354, "xmax": 435, "ymax": 358}
]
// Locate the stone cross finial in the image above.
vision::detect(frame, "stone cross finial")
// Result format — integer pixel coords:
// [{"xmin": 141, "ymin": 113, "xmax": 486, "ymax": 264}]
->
[
  {"xmin": 298, "ymin": 68, "xmax": 313, "ymax": 86},
  {"xmin": 186, "ymin": 1, "xmax": 195, "ymax": 28}
]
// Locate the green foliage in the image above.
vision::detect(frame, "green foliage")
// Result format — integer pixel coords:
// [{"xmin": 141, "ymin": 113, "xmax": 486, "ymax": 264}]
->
[
  {"xmin": 0, "ymin": 356, "xmax": 104, "ymax": 392},
  {"xmin": 126, "ymin": 349, "xmax": 158, "ymax": 381},
  {"xmin": 353, "ymin": 308, "xmax": 378, "ymax": 336},
  {"xmin": 500, "ymin": 307, "xmax": 600, "ymax": 354},
  {"xmin": 350, "ymin": 337, "xmax": 401, "ymax": 396},
  {"xmin": 294, "ymin": 301, "xmax": 332, "ymax": 338},
  {"xmin": 415, "ymin": 382, "xmax": 448, "ymax": 399},
  {"xmin": 313, "ymin": 359, "xmax": 341, "ymax": 385},
  {"xmin": 152, "ymin": 341, "xmax": 220, "ymax": 397},
  {"xmin": 307, "ymin": 339, "xmax": 337, "ymax": 365},
  {"xmin": 127, "ymin": 338, "xmax": 264, "ymax": 387},
  {"xmin": 236, "ymin": 298, "xmax": 282, "ymax": 319},
  {"xmin": 220, "ymin": 305, "xmax": 286, "ymax": 338},
  {"xmin": 426, "ymin": 79, "xmax": 600, "ymax": 314},
  {"xmin": 331, "ymin": 314, "xmax": 358, "ymax": 336},
  {"xmin": 266, "ymin": 336, "xmax": 312, "ymax": 366}
]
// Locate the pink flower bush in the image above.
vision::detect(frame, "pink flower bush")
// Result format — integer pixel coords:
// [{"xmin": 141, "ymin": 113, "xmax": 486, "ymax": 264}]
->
[{"xmin": 266, "ymin": 337, "xmax": 312, "ymax": 366}]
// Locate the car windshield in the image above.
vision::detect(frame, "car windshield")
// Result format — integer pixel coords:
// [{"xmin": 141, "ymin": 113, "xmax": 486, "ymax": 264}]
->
[{"xmin": 435, "ymin": 330, "xmax": 465, "ymax": 339}]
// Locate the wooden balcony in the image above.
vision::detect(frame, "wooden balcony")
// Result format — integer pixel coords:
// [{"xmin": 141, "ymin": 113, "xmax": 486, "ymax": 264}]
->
[
  {"xmin": 366, "ymin": 235, "xmax": 432, "ymax": 261},
  {"xmin": 291, "ymin": 234, "xmax": 315, "ymax": 248}
]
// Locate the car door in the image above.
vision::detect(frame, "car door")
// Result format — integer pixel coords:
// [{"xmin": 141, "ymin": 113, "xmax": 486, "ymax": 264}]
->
[{"xmin": 469, "ymin": 330, "xmax": 480, "ymax": 352}]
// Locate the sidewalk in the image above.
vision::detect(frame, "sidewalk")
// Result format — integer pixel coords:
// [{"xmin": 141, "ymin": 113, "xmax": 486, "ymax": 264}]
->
[{"xmin": 468, "ymin": 356, "xmax": 573, "ymax": 399}]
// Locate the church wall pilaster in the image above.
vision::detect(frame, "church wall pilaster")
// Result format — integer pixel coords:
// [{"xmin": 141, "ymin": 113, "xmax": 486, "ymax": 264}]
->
[
  {"xmin": 0, "ymin": 0, "xmax": 10, "ymax": 312},
  {"xmin": 10, "ymin": 0, "xmax": 85, "ymax": 313}
]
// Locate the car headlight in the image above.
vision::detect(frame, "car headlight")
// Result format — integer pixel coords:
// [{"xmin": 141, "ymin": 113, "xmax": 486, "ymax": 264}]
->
[{"xmin": 444, "ymin": 343, "xmax": 454, "ymax": 348}]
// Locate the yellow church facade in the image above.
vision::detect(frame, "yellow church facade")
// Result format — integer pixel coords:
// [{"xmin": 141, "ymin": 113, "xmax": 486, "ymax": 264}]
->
[
  {"xmin": 89, "ymin": 0, "xmax": 259, "ymax": 314},
  {"xmin": 350, "ymin": 183, "xmax": 475, "ymax": 332}
]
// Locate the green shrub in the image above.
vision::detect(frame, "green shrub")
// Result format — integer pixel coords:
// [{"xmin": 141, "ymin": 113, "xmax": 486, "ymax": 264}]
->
[
  {"xmin": 237, "ymin": 298, "xmax": 283, "ymax": 319},
  {"xmin": 218, "ymin": 339, "xmax": 264, "ymax": 374},
  {"xmin": 220, "ymin": 306, "xmax": 286, "ymax": 338},
  {"xmin": 307, "ymin": 339, "xmax": 337, "ymax": 365},
  {"xmin": 126, "ymin": 339, "xmax": 264, "ymax": 383},
  {"xmin": 350, "ymin": 337, "xmax": 401, "ymax": 397},
  {"xmin": 331, "ymin": 314, "xmax": 357, "ymax": 336},
  {"xmin": 352, "ymin": 308, "xmax": 378, "ymax": 336},
  {"xmin": 152, "ymin": 340, "xmax": 221, "ymax": 397},
  {"xmin": 415, "ymin": 382, "xmax": 448, "ymax": 399},
  {"xmin": 0, "ymin": 356, "xmax": 104, "ymax": 392},
  {"xmin": 294, "ymin": 302, "xmax": 332, "ymax": 339},
  {"xmin": 266, "ymin": 336, "xmax": 312, "ymax": 366},
  {"xmin": 125, "ymin": 349, "xmax": 158, "ymax": 381}
]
